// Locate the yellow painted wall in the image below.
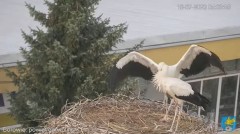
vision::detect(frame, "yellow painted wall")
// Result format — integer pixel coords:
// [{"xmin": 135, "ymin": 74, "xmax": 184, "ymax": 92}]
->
[
  {"xmin": 0, "ymin": 113, "xmax": 17, "ymax": 127},
  {"xmin": 0, "ymin": 67, "xmax": 18, "ymax": 93},
  {"xmin": 140, "ymin": 38, "xmax": 240, "ymax": 65}
]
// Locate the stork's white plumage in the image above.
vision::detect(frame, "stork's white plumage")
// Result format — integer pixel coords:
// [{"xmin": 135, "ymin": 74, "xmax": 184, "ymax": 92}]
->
[
  {"xmin": 152, "ymin": 74, "xmax": 210, "ymax": 132},
  {"xmin": 109, "ymin": 44, "xmax": 225, "ymax": 132}
]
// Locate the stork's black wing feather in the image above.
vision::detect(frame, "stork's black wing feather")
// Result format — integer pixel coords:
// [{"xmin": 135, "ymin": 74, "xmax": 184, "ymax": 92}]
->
[
  {"xmin": 175, "ymin": 91, "xmax": 210, "ymax": 111},
  {"xmin": 108, "ymin": 61, "xmax": 154, "ymax": 90},
  {"xmin": 180, "ymin": 49, "xmax": 225, "ymax": 77}
]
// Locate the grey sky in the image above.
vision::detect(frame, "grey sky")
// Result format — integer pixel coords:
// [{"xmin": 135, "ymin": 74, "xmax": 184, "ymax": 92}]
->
[{"xmin": 0, "ymin": 0, "xmax": 240, "ymax": 55}]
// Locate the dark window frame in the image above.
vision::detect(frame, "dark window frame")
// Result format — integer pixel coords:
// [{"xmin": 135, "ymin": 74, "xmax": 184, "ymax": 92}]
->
[{"xmin": 0, "ymin": 93, "xmax": 4, "ymax": 107}]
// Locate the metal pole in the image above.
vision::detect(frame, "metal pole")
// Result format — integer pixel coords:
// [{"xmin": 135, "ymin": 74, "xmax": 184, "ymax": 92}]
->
[{"xmin": 215, "ymin": 77, "xmax": 222, "ymax": 130}]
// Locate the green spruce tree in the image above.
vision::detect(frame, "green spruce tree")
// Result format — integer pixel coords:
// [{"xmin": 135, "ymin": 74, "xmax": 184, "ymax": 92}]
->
[{"xmin": 7, "ymin": 0, "xmax": 127, "ymax": 127}]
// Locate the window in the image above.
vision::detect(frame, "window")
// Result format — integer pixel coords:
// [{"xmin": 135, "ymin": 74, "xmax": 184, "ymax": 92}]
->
[
  {"xmin": 237, "ymin": 77, "xmax": 240, "ymax": 127},
  {"xmin": 219, "ymin": 76, "xmax": 238, "ymax": 122},
  {"xmin": 186, "ymin": 73, "xmax": 240, "ymax": 128},
  {"xmin": 0, "ymin": 93, "xmax": 4, "ymax": 107},
  {"xmin": 201, "ymin": 78, "xmax": 219, "ymax": 121}
]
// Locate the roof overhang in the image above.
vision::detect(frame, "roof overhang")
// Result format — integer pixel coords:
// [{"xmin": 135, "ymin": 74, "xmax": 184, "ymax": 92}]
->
[{"xmin": 113, "ymin": 26, "xmax": 240, "ymax": 52}]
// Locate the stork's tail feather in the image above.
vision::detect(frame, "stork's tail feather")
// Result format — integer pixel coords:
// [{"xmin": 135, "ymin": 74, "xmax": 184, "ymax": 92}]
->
[
  {"xmin": 175, "ymin": 92, "xmax": 210, "ymax": 111},
  {"xmin": 197, "ymin": 93, "xmax": 210, "ymax": 111}
]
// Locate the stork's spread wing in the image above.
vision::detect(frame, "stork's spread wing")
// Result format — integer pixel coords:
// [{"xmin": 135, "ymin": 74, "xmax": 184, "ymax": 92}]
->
[
  {"xmin": 175, "ymin": 45, "xmax": 225, "ymax": 77},
  {"xmin": 109, "ymin": 51, "xmax": 158, "ymax": 90}
]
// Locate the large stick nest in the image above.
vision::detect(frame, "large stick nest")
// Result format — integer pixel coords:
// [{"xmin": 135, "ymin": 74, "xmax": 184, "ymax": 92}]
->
[{"xmin": 40, "ymin": 95, "xmax": 216, "ymax": 134}]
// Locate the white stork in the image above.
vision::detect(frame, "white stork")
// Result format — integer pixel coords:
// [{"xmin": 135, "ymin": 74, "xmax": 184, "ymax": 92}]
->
[
  {"xmin": 109, "ymin": 44, "xmax": 225, "ymax": 130},
  {"xmin": 152, "ymin": 75, "xmax": 210, "ymax": 132}
]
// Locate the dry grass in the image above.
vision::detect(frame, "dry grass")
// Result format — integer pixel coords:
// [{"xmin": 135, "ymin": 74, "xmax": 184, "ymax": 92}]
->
[{"xmin": 40, "ymin": 95, "xmax": 216, "ymax": 134}]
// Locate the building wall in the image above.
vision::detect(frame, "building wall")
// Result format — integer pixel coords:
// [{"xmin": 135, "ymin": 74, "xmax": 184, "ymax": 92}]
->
[
  {"xmin": 0, "ymin": 67, "xmax": 18, "ymax": 93},
  {"xmin": 0, "ymin": 67, "xmax": 18, "ymax": 128},
  {"xmin": 140, "ymin": 38, "xmax": 240, "ymax": 65},
  {"xmin": 1, "ymin": 38, "xmax": 240, "ymax": 93}
]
